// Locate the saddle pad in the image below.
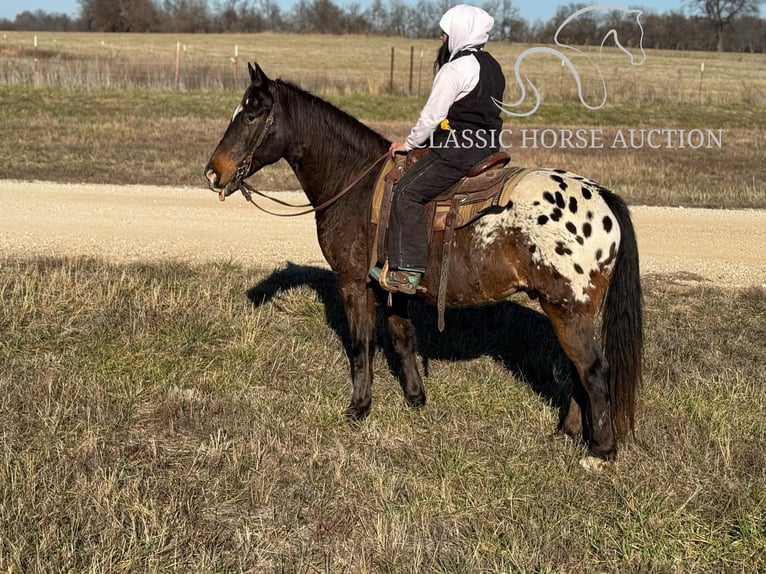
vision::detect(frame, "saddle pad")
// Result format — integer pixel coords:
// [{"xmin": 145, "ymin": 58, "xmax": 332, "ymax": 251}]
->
[
  {"xmin": 371, "ymin": 158, "xmax": 397, "ymax": 224},
  {"xmin": 431, "ymin": 165, "xmax": 533, "ymax": 231},
  {"xmin": 371, "ymin": 160, "xmax": 533, "ymax": 227}
]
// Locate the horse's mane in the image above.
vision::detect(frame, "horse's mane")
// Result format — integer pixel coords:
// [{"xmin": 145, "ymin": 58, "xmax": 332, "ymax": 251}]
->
[{"xmin": 274, "ymin": 79, "xmax": 390, "ymax": 167}]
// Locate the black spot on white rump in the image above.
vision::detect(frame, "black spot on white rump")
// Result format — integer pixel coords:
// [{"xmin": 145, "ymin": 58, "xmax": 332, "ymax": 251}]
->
[
  {"xmin": 569, "ymin": 196, "xmax": 578, "ymax": 214},
  {"xmin": 543, "ymin": 191, "xmax": 555, "ymax": 204},
  {"xmin": 555, "ymin": 241, "xmax": 573, "ymax": 256},
  {"xmin": 551, "ymin": 174, "xmax": 568, "ymax": 191},
  {"xmin": 582, "ymin": 186, "xmax": 592, "ymax": 200},
  {"xmin": 603, "ymin": 216, "xmax": 613, "ymax": 233},
  {"xmin": 566, "ymin": 222, "xmax": 578, "ymax": 235},
  {"xmin": 538, "ymin": 215, "xmax": 549, "ymax": 225}
]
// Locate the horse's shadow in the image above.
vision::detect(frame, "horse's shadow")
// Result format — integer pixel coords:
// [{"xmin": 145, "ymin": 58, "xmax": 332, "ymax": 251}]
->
[{"xmin": 246, "ymin": 263, "xmax": 574, "ymax": 422}]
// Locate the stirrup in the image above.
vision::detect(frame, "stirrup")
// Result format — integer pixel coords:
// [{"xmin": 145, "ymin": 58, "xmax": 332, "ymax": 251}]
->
[{"xmin": 369, "ymin": 261, "xmax": 422, "ymax": 295}]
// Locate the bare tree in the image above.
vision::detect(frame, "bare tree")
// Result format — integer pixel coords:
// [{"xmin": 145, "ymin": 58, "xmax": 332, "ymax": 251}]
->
[
  {"xmin": 122, "ymin": 0, "xmax": 160, "ymax": 31},
  {"xmin": 686, "ymin": 0, "xmax": 764, "ymax": 51},
  {"xmin": 9, "ymin": 10, "xmax": 77, "ymax": 30},
  {"xmin": 160, "ymin": 0, "xmax": 211, "ymax": 32},
  {"xmin": 482, "ymin": 0, "xmax": 520, "ymax": 40},
  {"xmin": 79, "ymin": 0, "xmax": 122, "ymax": 31}
]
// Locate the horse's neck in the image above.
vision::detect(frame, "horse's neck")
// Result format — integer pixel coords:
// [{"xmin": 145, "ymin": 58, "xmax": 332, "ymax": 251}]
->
[{"xmin": 279, "ymin": 90, "xmax": 388, "ymax": 206}]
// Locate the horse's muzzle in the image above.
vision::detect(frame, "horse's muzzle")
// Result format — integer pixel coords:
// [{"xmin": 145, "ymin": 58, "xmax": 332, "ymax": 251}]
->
[{"xmin": 205, "ymin": 168, "xmax": 238, "ymax": 201}]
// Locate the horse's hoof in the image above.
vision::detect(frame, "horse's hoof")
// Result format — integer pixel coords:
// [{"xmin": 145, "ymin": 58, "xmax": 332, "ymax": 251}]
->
[
  {"xmin": 579, "ymin": 456, "xmax": 612, "ymax": 473},
  {"xmin": 557, "ymin": 423, "xmax": 583, "ymax": 440},
  {"xmin": 343, "ymin": 403, "xmax": 370, "ymax": 423},
  {"xmin": 405, "ymin": 393, "xmax": 426, "ymax": 409}
]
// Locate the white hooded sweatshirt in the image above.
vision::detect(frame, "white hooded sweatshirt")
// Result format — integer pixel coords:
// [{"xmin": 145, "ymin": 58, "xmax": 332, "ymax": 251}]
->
[{"xmin": 404, "ymin": 4, "xmax": 496, "ymax": 150}]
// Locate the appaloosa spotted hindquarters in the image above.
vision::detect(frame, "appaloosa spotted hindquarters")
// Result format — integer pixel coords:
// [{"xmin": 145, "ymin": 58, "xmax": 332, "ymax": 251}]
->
[
  {"xmin": 205, "ymin": 63, "xmax": 643, "ymax": 468},
  {"xmin": 474, "ymin": 169, "xmax": 621, "ymax": 307}
]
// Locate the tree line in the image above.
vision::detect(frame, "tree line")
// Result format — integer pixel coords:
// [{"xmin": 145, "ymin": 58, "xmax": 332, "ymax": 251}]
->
[{"xmin": 2, "ymin": 0, "xmax": 764, "ymax": 53}]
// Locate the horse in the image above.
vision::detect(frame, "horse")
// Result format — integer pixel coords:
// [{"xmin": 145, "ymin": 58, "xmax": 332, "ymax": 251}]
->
[{"xmin": 205, "ymin": 63, "xmax": 643, "ymax": 468}]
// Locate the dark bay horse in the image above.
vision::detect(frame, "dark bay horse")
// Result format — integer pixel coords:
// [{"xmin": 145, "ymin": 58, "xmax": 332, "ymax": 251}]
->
[{"xmin": 205, "ymin": 63, "xmax": 643, "ymax": 468}]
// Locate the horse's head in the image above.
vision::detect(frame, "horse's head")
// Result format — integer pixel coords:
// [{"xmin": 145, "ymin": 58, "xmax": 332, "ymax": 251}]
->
[{"xmin": 205, "ymin": 63, "xmax": 285, "ymax": 199}]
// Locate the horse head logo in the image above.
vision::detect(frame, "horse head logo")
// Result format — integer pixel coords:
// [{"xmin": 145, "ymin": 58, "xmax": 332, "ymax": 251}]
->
[{"xmin": 494, "ymin": 3, "xmax": 647, "ymax": 117}]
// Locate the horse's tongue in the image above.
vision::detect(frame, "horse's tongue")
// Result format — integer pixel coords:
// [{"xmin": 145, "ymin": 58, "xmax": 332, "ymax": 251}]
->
[{"xmin": 218, "ymin": 189, "xmax": 226, "ymax": 202}]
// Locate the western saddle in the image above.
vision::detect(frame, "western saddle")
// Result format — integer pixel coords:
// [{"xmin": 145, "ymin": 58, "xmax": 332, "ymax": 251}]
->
[{"xmin": 370, "ymin": 150, "xmax": 532, "ymax": 330}]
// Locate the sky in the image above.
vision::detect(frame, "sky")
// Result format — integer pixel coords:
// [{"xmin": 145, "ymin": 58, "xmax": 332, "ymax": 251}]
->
[{"xmin": 0, "ymin": 0, "xmax": 694, "ymax": 23}]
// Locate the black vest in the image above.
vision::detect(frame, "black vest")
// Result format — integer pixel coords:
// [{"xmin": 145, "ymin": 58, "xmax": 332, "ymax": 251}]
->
[{"xmin": 431, "ymin": 49, "xmax": 505, "ymax": 164}]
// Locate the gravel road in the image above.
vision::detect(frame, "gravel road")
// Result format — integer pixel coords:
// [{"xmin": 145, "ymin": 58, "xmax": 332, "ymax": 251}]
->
[{"xmin": 2, "ymin": 180, "xmax": 765, "ymax": 288}]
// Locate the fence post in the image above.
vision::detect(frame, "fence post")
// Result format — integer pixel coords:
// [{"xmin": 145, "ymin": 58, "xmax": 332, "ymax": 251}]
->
[
  {"xmin": 698, "ymin": 61, "xmax": 705, "ymax": 98},
  {"xmin": 232, "ymin": 45, "xmax": 239, "ymax": 87},
  {"xmin": 409, "ymin": 46, "xmax": 414, "ymax": 95},
  {"xmin": 33, "ymin": 34, "xmax": 39, "ymax": 82},
  {"xmin": 389, "ymin": 47, "xmax": 396, "ymax": 94},
  {"xmin": 175, "ymin": 41, "xmax": 181, "ymax": 90},
  {"xmin": 417, "ymin": 49, "xmax": 423, "ymax": 97},
  {"xmin": 559, "ymin": 58, "xmax": 565, "ymax": 98}
]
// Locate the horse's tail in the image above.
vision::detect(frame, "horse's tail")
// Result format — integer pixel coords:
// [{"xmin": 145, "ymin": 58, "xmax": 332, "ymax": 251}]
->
[{"xmin": 599, "ymin": 189, "xmax": 643, "ymax": 437}]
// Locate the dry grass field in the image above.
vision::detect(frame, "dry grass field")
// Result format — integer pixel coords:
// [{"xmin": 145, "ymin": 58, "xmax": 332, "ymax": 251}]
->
[
  {"xmin": 1, "ymin": 31, "xmax": 765, "ymax": 573},
  {"xmin": 2, "ymin": 31, "xmax": 766, "ymax": 102},
  {"xmin": 1, "ymin": 31, "xmax": 765, "ymax": 207},
  {"xmin": 0, "ymin": 257, "xmax": 764, "ymax": 572}
]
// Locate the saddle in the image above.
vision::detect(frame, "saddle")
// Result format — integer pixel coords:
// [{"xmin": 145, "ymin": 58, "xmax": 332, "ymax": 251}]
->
[{"xmin": 370, "ymin": 150, "xmax": 533, "ymax": 330}]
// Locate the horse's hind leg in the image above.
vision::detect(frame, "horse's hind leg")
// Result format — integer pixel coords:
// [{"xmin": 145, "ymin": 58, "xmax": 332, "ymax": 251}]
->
[
  {"xmin": 386, "ymin": 294, "xmax": 426, "ymax": 408},
  {"xmin": 540, "ymin": 299, "xmax": 617, "ymax": 461},
  {"xmin": 339, "ymin": 278, "xmax": 377, "ymax": 421},
  {"xmin": 560, "ymin": 374, "xmax": 587, "ymax": 439}
]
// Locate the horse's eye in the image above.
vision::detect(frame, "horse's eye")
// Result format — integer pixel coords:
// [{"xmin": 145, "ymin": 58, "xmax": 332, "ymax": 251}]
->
[{"xmin": 243, "ymin": 113, "xmax": 258, "ymax": 124}]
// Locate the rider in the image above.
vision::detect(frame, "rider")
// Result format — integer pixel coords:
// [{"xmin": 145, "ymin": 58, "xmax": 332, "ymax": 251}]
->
[{"xmin": 370, "ymin": 4, "xmax": 506, "ymax": 295}]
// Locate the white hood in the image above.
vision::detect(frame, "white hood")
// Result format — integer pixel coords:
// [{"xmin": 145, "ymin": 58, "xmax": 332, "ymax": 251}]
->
[{"xmin": 439, "ymin": 4, "xmax": 495, "ymax": 59}]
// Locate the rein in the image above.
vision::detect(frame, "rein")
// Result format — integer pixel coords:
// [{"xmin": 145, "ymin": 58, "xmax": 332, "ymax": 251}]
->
[{"xmin": 237, "ymin": 152, "xmax": 390, "ymax": 217}]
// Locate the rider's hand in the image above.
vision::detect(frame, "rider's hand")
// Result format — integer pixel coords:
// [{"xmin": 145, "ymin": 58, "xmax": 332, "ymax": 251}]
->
[{"xmin": 389, "ymin": 141, "xmax": 408, "ymax": 155}]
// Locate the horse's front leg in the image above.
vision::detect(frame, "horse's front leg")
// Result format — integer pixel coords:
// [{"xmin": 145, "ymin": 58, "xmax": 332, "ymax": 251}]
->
[
  {"xmin": 386, "ymin": 294, "xmax": 426, "ymax": 408},
  {"xmin": 338, "ymin": 277, "xmax": 377, "ymax": 421}
]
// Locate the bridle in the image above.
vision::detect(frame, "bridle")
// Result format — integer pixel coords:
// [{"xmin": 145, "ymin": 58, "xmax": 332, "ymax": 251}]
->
[
  {"xmin": 229, "ymin": 94, "xmax": 389, "ymax": 217},
  {"xmin": 231, "ymin": 98, "xmax": 278, "ymax": 189}
]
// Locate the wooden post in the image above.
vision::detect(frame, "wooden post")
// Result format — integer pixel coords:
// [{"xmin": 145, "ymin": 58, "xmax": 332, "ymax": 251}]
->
[
  {"xmin": 175, "ymin": 41, "xmax": 181, "ymax": 90},
  {"xmin": 389, "ymin": 46, "xmax": 395, "ymax": 94},
  {"xmin": 698, "ymin": 61, "xmax": 705, "ymax": 98},
  {"xmin": 231, "ymin": 44, "xmax": 239, "ymax": 87},
  {"xmin": 409, "ymin": 45, "xmax": 414, "ymax": 95},
  {"xmin": 417, "ymin": 49, "xmax": 423, "ymax": 97},
  {"xmin": 33, "ymin": 34, "xmax": 39, "ymax": 79},
  {"xmin": 559, "ymin": 58, "xmax": 565, "ymax": 98}
]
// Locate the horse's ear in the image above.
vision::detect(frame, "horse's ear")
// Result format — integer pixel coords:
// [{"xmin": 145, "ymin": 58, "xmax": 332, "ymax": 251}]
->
[{"xmin": 248, "ymin": 62, "xmax": 270, "ymax": 87}]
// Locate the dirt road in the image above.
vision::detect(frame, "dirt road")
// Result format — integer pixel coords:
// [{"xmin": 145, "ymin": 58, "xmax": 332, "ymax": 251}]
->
[{"xmin": 2, "ymin": 181, "xmax": 765, "ymax": 288}]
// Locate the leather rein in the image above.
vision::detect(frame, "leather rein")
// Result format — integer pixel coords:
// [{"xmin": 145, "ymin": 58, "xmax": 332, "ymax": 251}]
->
[{"xmin": 229, "ymin": 99, "xmax": 389, "ymax": 217}]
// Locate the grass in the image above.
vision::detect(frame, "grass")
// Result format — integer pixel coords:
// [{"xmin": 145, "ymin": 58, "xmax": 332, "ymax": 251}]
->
[
  {"xmin": 1, "ymin": 32, "xmax": 765, "ymax": 207},
  {"xmin": 2, "ymin": 30, "xmax": 765, "ymax": 573},
  {"xmin": 2, "ymin": 32, "xmax": 766, "ymax": 102},
  {"xmin": 0, "ymin": 84, "xmax": 764, "ymax": 208},
  {"xmin": 0, "ymin": 256, "xmax": 764, "ymax": 572}
]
